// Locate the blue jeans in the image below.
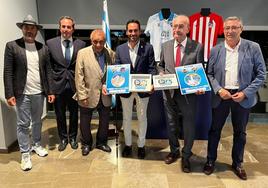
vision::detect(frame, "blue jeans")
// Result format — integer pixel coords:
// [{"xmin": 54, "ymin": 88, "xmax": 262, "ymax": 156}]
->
[{"xmin": 16, "ymin": 94, "xmax": 45, "ymax": 153}]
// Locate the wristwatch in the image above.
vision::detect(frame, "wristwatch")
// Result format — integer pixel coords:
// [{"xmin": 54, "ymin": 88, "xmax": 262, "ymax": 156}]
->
[{"xmin": 217, "ymin": 89, "xmax": 223, "ymax": 95}]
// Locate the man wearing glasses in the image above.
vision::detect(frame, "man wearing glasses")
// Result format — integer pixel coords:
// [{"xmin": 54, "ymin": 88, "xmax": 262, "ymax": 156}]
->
[
  {"xmin": 74, "ymin": 29, "xmax": 115, "ymax": 156},
  {"xmin": 203, "ymin": 16, "xmax": 266, "ymax": 180}
]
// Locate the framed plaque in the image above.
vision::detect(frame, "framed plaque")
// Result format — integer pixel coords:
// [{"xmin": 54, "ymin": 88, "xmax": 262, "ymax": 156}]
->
[
  {"xmin": 153, "ymin": 74, "xmax": 178, "ymax": 90},
  {"xmin": 129, "ymin": 74, "xmax": 152, "ymax": 92},
  {"xmin": 175, "ymin": 63, "xmax": 211, "ymax": 95},
  {"xmin": 106, "ymin": 64, "xmax": 130, "ymax": 94}
]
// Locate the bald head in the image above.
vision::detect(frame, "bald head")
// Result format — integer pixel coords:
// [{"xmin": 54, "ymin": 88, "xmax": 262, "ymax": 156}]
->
[
  {"xmin": 172, "ymin": 15, "xmax": 190, "ymax": 43},
  {"xmin": 90, "ymin": 29, "xmax": 106, "ymax": 53}
]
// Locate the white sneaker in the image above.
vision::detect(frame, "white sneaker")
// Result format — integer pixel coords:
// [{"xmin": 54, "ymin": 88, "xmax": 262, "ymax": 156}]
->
[
  {"xmin": 32, "ymin": 145, "xmax": 48, "ymax": 157},
  {"xmin": 21, "ymin": 153, "xmax": 32, "ymax": 171}
]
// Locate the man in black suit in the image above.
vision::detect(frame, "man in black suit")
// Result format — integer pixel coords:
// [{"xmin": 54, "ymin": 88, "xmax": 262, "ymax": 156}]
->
[
  {"xmin": 47, "ymin": 16, "xmax": 86, "ymax": 151},
  {"xmin": 4, "ymin": 15, "xmax": 55, "ymax": 171}
]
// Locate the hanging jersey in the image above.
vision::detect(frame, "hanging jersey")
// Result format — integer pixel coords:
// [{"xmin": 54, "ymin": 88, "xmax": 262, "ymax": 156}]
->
[
  {"xmin": 189, "ymin": 12, "xmax": 223, "ymax": 62},
  {"xmin": 145, "ymin": 11, "xmax": 177, "ymax": 61}
]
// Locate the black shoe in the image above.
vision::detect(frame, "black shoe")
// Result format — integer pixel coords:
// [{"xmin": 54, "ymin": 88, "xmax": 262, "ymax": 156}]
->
[
  {"xmin": 232, "ymin": 165, "xmax": 247, "ymax": 180},
  {"xmin": 137, "ymin": 147, "xmax": 146, "ymax": 159},
  {"xmin": 81, "ymin": 145, "xmax": 91, "ymax": 156},
  {"xmin": 58, "ymin": 139, "xmax": 68, "ymax": 151},
  {"xmin": 96, "ymin": 144, "xmax": 112, "ymax": 153},
  {"xmin": 181, "ymin": 158, "xmax": 191, "ymax": 173},
  {"xmin": 203, "ymin": 161, "xmax": 215, "ymax": 175},
  {"xmin": 165, "ymin": 152, "xmax": 180, "ymax": 164},
  {"xmin": 122, "ymin": 146, "xmax": 132, "ymax": 157},
  {"xmin": 70, "ymin": 139, "xmax": 78, "ymax": 150}
]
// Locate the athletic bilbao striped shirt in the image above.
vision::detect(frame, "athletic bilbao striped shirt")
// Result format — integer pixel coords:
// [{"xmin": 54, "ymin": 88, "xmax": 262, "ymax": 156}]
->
[{"xmin": 189, "ymin": 12, "xmax": 223, "ymax": 62}]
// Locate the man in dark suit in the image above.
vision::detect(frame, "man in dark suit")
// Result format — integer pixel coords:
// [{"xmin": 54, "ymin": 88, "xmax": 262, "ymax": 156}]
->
[
  {"xmin": 4, "ymin": 15, "xmax": 55, "ymax": 171},
  {"xmin": 47, "ymin": 16, "xmax": 86, "ymax": 151},
  {"xmin": 158, "ymin": 15, "xmax": 204, "ymax": 173},
  {"xmin": 115, "ymin": 19, "xmax": 157, "ymax": 159},
  {"xmin": 203, "ymin": 16, "xmax": 266, "ymax": 180}
]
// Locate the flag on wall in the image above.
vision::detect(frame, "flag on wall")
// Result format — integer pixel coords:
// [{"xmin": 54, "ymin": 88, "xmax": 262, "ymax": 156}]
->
[{"xmin": 102, "ymin": 0, "xmax": 111, "ymax": 49}]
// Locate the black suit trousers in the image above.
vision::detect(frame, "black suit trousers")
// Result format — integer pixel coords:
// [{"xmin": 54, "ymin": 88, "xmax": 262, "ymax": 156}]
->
[
  {"xmin": 207, "ymin": 99, "xmax": 250, "ymax": 167},
  {"xmin": 54, "ymin": 82, "xmax": 78, "ymax": 141},
  {"xmin": 79, "ymin": 101, "xmax": 110, "ymax": 147}
]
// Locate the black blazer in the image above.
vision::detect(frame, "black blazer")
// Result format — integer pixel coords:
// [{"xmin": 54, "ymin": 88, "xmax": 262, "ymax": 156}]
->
[
  {"xmin": 4, "ymin": 38, "xmax": 54, "ymax": 99},
  {"xmin": 46, "ymin": 36, "xmax": 86, "ymax": 94},
  {"xmin": 115, "ymin": 40, "xmax": 157, "ymax": 98}
]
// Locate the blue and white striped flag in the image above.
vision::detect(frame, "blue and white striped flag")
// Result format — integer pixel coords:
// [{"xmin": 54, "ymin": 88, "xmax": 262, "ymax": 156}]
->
[
  {"xmin": 102, "ymin": 0, "xmax": 111, "ymax": 49},
  {"xmin": 102, "ymin": 0, "xmax": 116, "ymax": 108}
]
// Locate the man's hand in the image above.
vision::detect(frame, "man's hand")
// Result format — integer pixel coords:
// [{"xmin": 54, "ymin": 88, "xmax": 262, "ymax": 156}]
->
[
  {"xmin": 195, "ymin": 89, "xmax": 205, "ymax": 95},
  {"xmin": 148, "ymin": 84, "xmax": 154, "ymax": 94},
  {"xmin": 218, "ymin": 88, "xmax": 232, "ymax": 100},
  {"xmin": 7, "ymin": 97, "xmax": 16, "ymax": 106},
  {"xmin": 81, "ymin": 99, "xmax": 89, "ymax": 106},
  {"xmin": 232, "ymin": 91, "xmax": 246, "ymax": 102},
  {"xmin": 48, "ymin": 95, "xmax": 55, "ymax": 103},
  {"xmin": 102, "ymin": 84, "xmax": 109, "ymax": 95}
]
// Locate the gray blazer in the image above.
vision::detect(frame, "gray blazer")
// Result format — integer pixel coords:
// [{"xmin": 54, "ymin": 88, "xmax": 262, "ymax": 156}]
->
[
  {"xmin": 158, "ymin": 38, "xmax": 204, "ymax": 99},
  {"xmin": 4, "ymin": 38, "xmax": 54, "ymax": 99},
  {"xmin": 207, "ymin": 38, "xmax": 266, "ymax": 109}
]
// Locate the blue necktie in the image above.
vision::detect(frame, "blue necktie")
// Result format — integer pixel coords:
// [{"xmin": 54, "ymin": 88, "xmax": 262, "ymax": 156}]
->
[{"xmin": 64, "ymin": 40, "xmax": 71, "ymax": 64}]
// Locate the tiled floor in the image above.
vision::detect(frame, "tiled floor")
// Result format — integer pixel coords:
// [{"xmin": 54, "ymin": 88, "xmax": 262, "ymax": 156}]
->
[{"xmin": 0, "ymin": 118, "xmax": 268, "ymax": 188}]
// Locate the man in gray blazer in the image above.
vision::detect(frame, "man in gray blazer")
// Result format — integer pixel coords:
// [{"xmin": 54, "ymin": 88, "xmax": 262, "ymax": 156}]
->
[
  {"xmin": 158, "ymin": 15, "xmax": 204, "ymax": 173},
  {"xmin": 47, "ymin": 16, "xmax": 86, "ymax": 152},
  {"xmin": 203, "ymin": 16, "xmax": 266, "ymax": 180},
  {"xmin": 4, "ymin": 15, "xmax": 55, "ymax": 171}
]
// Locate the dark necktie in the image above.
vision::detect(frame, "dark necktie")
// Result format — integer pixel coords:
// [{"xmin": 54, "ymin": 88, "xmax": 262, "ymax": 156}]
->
[
  {"xmin": 97, "ymin": 53, "xmax": 105, "ymax": 72},
  {"xmin": 175, "ymin": 43, "xmax": 181, "ymax": 67},
  {"xmin": 64, "ymin": 40, "xmax": 71, "ymax": 64}
]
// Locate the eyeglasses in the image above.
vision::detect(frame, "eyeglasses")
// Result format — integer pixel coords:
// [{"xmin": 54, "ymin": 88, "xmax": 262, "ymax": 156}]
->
[
  {"xmin": 92, "ymin": 40, "xmax": 105, "ymax": 45},
  {"xmin": 224, "ymin": 26, "xmax": 241, "ymax": 31},
  {"xmin": 173, "ymin": 24, "xmax": 186, "ymax": 30}
]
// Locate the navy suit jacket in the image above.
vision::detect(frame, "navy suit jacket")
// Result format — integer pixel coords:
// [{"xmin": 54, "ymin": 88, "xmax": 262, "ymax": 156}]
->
[
  {"xmin": 4, "ymin": 38, "xmax": 54, "ymax": 99},
  {"xmin": 47, "ymin": 36, "xmax": 86, "ymax": 94},
  {"xmin": 208, "ymin": 38, "xmax": 266, "ymax": 109},
  {"xmin": 115, "ymin": 40, "xmax": 157, "ymax": 98}
]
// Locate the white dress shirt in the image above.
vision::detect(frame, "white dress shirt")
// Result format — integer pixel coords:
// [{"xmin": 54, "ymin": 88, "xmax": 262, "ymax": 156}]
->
[{"xmin": 224, "ymin": 40, "xmax": 241, "ymax": 89}]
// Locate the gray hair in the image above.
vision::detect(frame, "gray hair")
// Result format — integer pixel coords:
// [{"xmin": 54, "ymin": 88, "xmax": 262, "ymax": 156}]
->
[
  {"xmin": 224, "ymin": 16, "xmax": 243, "ymax": 28},
  {"xmin": 90, "ymin": 29, "xmax": 106, "ymax": 41}
]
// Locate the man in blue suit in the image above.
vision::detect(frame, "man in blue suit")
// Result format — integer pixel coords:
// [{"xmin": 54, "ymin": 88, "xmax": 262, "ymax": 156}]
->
[
  {"xmin": 47, "ymin": 16, "xmax": 86, "ymax": 151},
  {"xmin": 203, "ymin": 16, "xmax": 266, "ymax": 180},
  {"xmin": 115, "ymin": 19, "xmax": 157, "ymax": 159}
]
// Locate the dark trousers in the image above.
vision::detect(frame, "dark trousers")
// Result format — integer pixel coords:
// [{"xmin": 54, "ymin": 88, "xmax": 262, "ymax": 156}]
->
[
  {"xmin": 164, "ymin": 90, "xmax": 197, "ymax": 159},
  {"xmin": 79, "ymin": 101, "xmax": 110, "ymax": 147},
  {"xmin": 207, "ymin": 99, "xmax": 250, "ymax": 167},
  {"xmin": 54, "ymin": 84, "xmax": 78, "ymax": 142}
]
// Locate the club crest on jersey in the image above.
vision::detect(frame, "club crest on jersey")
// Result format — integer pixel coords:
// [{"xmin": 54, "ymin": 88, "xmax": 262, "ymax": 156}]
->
[{"xmin": 208, "ymin": 21, "xmax": 214, "ymax": 28}]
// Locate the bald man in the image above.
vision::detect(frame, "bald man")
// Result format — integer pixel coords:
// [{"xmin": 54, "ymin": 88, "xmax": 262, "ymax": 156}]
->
[
  {"xmin": 74, "ymin": 29, "xmax": 115, "ymax": 156},
  {"xmin": 158, "ymin": 15, "xmax": 204, "ymax": 173}
]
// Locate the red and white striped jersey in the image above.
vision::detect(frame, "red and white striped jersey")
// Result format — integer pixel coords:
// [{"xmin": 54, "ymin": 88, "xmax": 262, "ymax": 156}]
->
[{"xmin": 189, "ymin": 12, "xmax": 223, "ymax": 62}]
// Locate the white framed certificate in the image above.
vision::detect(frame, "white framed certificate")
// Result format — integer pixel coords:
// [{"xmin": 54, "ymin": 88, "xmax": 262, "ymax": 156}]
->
[
  {"xmin": 129, "ymin": 74, "xmax": 152, "ymax": 92},
  {"xmin": 175, "ymin": 63, "xmax": 211, "ymax": 95},
  {"xmin": 153, "ymin": 74, "xmax": 179, "ymax": 90},
  {"xmin": 106, "ymin": 64, "xmax": 130, "ymax": 94}
]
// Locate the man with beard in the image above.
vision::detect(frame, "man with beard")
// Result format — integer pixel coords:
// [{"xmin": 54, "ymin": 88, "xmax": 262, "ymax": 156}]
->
[
  {"xmin": 203, "ymin": 16, "xmax": 266, "ymax": 180},
  {"xmin": 47, "ymin": 16, "xmax": 86, "ymax": 152},
  {"xmin": 115, "ymin": 19, "xmax": 157, "ymax": 159},
  {"xmin": 4, "ymin": 15, "xmax": 55, "ymax": 171},
  {"xmin": 158, "ymin": 15, "xmax": 205, "ymax": 173}
]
